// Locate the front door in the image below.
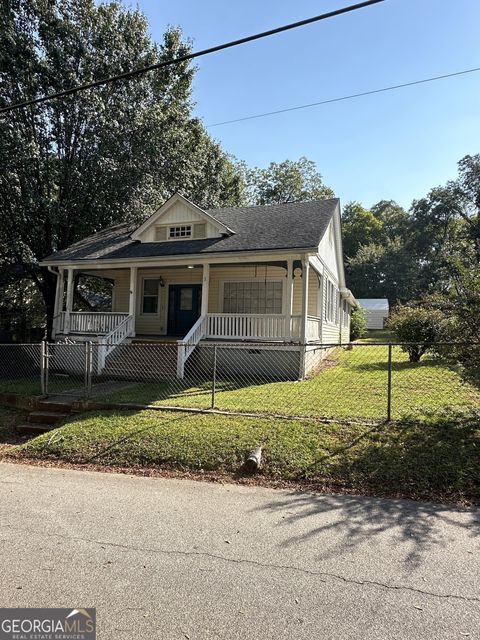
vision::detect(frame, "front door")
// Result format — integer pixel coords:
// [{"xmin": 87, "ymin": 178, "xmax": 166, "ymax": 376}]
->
[{"xmin": 168, "ymin": 284, "xmax": 202, "ymax": 336}]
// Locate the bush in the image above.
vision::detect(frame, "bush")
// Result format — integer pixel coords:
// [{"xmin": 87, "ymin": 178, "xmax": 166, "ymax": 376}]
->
[
  {"xmin": 386, "ymin": 305, "xmax": 444, "ymax": 362},
  {"xmin": 350, "ymin": 307, "xmax": 367, "ymax": 341}
]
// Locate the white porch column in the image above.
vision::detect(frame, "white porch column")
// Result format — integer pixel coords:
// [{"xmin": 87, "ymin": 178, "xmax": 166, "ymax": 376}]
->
[
  {"xmin": 285, "ymin": 258, "xmax": 294, "ymax": 339},
  {"xmin": 300, "ymin": 256, "xmax": 310, "ymax": 343},
  {"xmin": 52, "ymin": 268, "xmax": 64, "ymax": 336},
  {"xmin": 129, "ymin": 267, "xmax": 137, "ymax": 336},
  {"xmin": 201, "ymin": 263, "xmax": 210, "ymax": 316},
  {"xmin": 299, "ymin": 256, "xmax": 310, "ymax": 379},
  {"xmin": 64, "ymin": 268, "xmax": 74, "ymax": 334}
]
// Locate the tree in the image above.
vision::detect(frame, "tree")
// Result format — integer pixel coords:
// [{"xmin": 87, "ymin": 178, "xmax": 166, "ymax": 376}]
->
[
  {"xmin": 243, "ymin": 157, "xmax": 334, "ymax": 205},
  {"xmin": 342, "ymin": 201, "xmax": 384, "ymax": 259},
  {"xmin": 386, "ymin": 305, "xmax": 444, "ymax": 362},
  {"xmin": 0, "ymin": 0, "xmax": 244, "ymax": 338}
]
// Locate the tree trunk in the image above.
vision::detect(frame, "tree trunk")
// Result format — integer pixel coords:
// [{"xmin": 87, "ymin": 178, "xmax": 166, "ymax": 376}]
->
[{"xmin": 40, "ymin": 267, "xmax": 58, "ymax": 342}]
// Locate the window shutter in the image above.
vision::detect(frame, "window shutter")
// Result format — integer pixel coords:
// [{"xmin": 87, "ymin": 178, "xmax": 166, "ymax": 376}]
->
[
  {"xmin": 193, "ymin": 223, "xmax": 206, "ymax": 239},
  {"xmin": 155, "ymin": 226, "xmax": 167, "ymax": 241}
]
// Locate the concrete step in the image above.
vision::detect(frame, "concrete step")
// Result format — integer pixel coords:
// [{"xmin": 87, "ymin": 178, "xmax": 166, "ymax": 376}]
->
[
  {"xmin": 16, "ymin": 423, "xmax": 56, "ymax": 435},
  {"xmin": 28, "ymin": 411, "xmax": 69, "ymax": 425},
  {"xmin": 37, "ymin": 401, "xmax": 73, "ymax": 413}
]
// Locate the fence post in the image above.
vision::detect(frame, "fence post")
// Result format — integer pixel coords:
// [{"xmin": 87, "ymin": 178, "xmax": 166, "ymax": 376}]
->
[
  {"xmin": 40, "ymin": 340, "xmax": 47, "ymax": 396},
  {"xmin": 211, "ymin": 345, "xmax": 217, "ymax": 409},
  {"xmin": 85, "ymin": 341, "xmax": 93, "ymax": 399},
  {"xmin": 387, "ymin": 343, "xmax": 393, "ymax": 421}
]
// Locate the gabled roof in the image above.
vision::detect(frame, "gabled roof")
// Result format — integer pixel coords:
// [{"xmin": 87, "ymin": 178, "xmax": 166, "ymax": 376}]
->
[
  {"xmin": 357, "ymin": 299, "xmax": 389, "ymax": 311},
  {"xmin": 42, "ymin": 198, "xmax": 340, "ymax": 264},
  {"xmin": 131, "ymin": 192, "xmax": 235, "ymax": 240}
]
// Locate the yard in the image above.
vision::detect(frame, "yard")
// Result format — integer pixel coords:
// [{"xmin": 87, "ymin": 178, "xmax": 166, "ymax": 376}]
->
[
  {"xmin": 7, "ymin": 407, "xmax": 479, "ymax": 505},
  {"xmin": 1, "ymin": 330, "xmax": 479, "ymax": 503},
  {"xmin": 94, "ymin": 339, "xmax": 480, "ymax": 422}
]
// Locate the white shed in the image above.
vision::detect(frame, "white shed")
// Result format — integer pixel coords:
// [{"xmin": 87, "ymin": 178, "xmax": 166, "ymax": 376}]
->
[{"xmin": 357, "ymin": 299, "xmax": 389, "ymax": 330}]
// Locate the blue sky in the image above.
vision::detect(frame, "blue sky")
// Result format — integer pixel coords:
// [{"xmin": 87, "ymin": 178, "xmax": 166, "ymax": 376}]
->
[{"xmin": 132, "ymin": 0, "xmax": 480, "ymax": 209}]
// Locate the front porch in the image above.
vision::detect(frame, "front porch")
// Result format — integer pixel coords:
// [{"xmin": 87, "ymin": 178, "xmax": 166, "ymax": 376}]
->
[{"xmin": 51, "ymin": 258, "xmax": 325, "ymax": 377}]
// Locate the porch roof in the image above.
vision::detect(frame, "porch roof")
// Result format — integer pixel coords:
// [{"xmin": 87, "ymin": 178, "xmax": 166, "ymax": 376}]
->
[{"xmin": 42, "ymin": 199, "xmax": 339, "ymax": 264}]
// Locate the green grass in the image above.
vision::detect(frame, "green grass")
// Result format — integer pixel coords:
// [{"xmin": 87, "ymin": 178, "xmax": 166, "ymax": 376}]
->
[
  {"xmin": 12, "ymin": 408, "xmax": 480, "ymax": 504},
  {"xmin": 0, "ymin": 376, "xmax": 80, "ymax": 396},
  {"xmin": 97, "ymin": 344, "xmax": 480, "ymax": 421}
]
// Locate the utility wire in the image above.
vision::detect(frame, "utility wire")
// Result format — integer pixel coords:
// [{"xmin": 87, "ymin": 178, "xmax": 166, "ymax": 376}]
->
[
  {"xmin": 0, "ymin": 0, "xmax": 384, "ymax": 114},
  {"xmin": 206, "ymin": 66, "xmax": 480, "ymax": 127}
]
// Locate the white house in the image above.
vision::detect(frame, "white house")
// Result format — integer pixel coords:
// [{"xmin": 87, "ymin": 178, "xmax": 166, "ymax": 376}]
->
[
  {"xmin": 357, "ymin": 298, "xmax": 389, "ymax": 329},
  {"xmin": 41, "ymin": 194, "xmax": 356, "ymax": 378}
]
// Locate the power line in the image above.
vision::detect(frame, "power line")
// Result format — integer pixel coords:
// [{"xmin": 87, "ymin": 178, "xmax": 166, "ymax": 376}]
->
[
  {"xmin": 206, "ymin": 66, "xmax": 480, "ymax": 128},
  {"xmin": 0, "ymin": 0, "xmax": 385, "ymax": 114}
]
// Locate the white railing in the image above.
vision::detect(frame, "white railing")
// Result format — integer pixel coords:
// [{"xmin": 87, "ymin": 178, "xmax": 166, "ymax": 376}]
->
[
  {"xmin": 306, "ymin": 315, "xmax": 322, "ymax": 341},
  {"xmin": 59, "ymin": 312, "xmax": 130, "ymax": 335},
  {"xmin": 206, "ymin": 314, "xmax": 303, "ymax": 341},
  {"xmin": 97, "ymin": 315, "xmax": 134, "ymax": 372},
  {"xmin": 176, "ymin": 315, "xmax": 207, "ymax": 378}
]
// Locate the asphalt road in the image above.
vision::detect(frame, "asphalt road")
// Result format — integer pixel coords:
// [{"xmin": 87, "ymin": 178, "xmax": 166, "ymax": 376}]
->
[{"xmin": 0, "ymin": 462, "xmax": 478, "ymax": 639}]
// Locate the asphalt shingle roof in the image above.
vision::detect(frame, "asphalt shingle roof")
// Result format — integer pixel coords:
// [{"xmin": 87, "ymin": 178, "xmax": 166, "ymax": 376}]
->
[{"xmin": 43, "ymin": 199, "xmax": 339, "ymax": 263}]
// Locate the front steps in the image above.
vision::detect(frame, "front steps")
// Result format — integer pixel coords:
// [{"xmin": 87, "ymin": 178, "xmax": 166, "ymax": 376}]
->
[
  {"xmin": 100, "ymin": 343, "xmax": 179, "ymax": 380},
  {"xmin": 16, "ymin": 400, "xmax": 72, "ymax": 435}
]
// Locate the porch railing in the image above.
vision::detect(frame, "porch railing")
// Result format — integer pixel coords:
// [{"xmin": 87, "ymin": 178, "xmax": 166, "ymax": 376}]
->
[
  {"xmin": 97, "ymin": 314, "xmax": 135, "ymax": 372},
  {"xmin": 177, "ymin": 315, "xmax": 208, "ymax": 378},
  {"xmin": 58, "ymin": 312, "xmax": 130, "ymax": 335},
  {"xmin": 306, "ymin": 315, "xmax": 322, "ymax": 341},
  {"xmin": 206, "ymin": 314, "xmax": 302, "ymax": 341}
]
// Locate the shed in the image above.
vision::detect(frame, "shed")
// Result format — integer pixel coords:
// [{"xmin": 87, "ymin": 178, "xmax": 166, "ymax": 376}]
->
[{"xmin": 357, "ymin": 299, "xmax": 389, "ymax": 330}]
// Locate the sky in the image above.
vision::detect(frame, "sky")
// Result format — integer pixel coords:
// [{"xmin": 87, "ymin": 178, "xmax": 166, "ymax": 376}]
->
[{"xmin": 130, "ymin": 0, "xmax": 480, "ymax": 209}]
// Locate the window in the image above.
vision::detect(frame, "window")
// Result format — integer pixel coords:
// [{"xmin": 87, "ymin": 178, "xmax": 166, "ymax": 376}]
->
[
  {"xmin": 223, "ymin": 281, "xmax": 283, "ymax": 314},
  {"xmin": 142, "ymin": 279, "xmax": 159, "ymax": 314},
  {"xmin": 324, "ymin": 279, "xmax": 338, "ymax": 323},
  {"xmin": 169, "ymin": 225, "xmax": 192, "ymax": 239}
]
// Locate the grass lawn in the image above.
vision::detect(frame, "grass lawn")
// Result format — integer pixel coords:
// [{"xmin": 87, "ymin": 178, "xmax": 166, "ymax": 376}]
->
[
  {"xmin": 96, "ymin": 342, "xmax": 480, "ymax": 421},
  {"xmin": 10, "ymin": 408, "xmax": 480, "ymax": 504}
]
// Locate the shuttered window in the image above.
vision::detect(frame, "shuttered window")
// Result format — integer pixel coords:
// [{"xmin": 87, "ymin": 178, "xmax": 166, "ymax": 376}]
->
[
  {"xmin": 154, "ymin": 226, "xmax": 167, "ymax": 241},
  {"xmin": 193, "ymin": 223, "xmax": 206, "ymax": 239}
]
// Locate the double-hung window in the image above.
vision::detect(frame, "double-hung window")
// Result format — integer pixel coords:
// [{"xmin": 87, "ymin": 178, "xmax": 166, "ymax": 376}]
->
[{"xmin": 142, "ymin": 279, "xmax": 159, "ymax": 314}]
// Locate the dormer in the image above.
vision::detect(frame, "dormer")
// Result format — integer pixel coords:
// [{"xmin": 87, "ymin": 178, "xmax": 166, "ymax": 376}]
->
[{"xmin": 131, "ymin": 193, "xmax": 234, "ymax": 243}]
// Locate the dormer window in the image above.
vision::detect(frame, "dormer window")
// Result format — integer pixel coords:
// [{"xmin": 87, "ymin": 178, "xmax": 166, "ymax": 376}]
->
[{"xmin": 169, "ymin": 225, "xmax": 192, "ymax": 239}]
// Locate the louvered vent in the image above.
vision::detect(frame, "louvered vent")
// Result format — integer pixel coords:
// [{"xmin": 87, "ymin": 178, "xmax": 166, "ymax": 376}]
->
[
  {"xmin": 193, "ymin": 223, "xmax": 206, "ymax": 239},
  {"xmin": 154, "ymin": 226, "xmax": 167, "ymax": 241}
]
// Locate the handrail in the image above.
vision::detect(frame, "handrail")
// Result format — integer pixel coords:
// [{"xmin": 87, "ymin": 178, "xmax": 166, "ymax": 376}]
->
[
  {"xmin": 176, "ymin": 315, "xmax": 207, "ymax": 378},
  {"xmin": 97, "ymin": 315, "xmax": 134, "ymax": 372}
]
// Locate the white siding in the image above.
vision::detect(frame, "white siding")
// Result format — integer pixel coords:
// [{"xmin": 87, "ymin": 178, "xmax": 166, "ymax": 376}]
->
[{"xmin": 137, "ymin": 201, "xmax": 221, "ymax": 242}]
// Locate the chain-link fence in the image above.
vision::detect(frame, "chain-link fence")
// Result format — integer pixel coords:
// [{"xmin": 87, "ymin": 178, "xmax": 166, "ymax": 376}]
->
[{"xmin": 0, "ymin": 341, "xmax": 478, "ymax": 422}]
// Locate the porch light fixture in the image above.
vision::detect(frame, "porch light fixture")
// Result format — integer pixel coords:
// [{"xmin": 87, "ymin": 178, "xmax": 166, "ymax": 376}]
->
[
  {"xmin": 187, "ymin": 265, "xmax": 195, "ymax": 269},
  {"xmin": 159, "ymin": 276, "xmax": 165, "ymax": 287}
]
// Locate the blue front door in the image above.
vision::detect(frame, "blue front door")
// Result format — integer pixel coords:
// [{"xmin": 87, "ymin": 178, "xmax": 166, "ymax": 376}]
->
[{"xmin": 168, "ymin": 284, "xmax": 202, "ymax": 336}]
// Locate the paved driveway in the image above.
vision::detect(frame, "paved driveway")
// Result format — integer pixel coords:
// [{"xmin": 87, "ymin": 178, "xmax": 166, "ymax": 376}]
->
[{"xmin": 0, "ymin": 462, "xmax": 478, "ymax": 639}]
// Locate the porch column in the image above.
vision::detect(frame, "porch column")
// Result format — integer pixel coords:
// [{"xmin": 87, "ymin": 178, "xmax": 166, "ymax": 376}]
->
[
  {"xmin": 285, "ymin": 258, "xmax": 294, "ymax": 339},
  {"xmin": 201, "ymin": 263, "xmax": 210, "ymax": 316},
  {"xmin": 300, "ymin": 256, "xmax": 310, "ymax": 343},
  {"xmin": 299, "ymin": 256, "xmax": 309, "ymax": 379},
  {"xmin": 64, "ymin": 268, "xmax": 74, "ymax": 334},
  {"xmin": 129, "ymin": 267, "xmax": 137, "ymax": 336},
  {"xmin": 52, "ymin": 268, "xmax": 64, "ymax": 336}
]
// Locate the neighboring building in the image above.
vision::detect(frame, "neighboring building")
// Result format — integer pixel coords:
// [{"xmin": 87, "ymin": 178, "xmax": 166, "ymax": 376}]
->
[
  {"xmin": 357, "ymin": 299, "xmax": 389, "ymax": 329},
  {"xmin": 41, "ymin": 194, "xmax": 356, "ymax": 378}
]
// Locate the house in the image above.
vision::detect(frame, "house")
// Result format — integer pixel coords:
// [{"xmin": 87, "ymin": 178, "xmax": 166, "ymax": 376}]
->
[
  {"xmin": 357, "ymin": 298, "xmax": 389, "ymax": 329},
  {"xmin": 41, "ymin": 194, "xmax": 356, "ymax": 379}
]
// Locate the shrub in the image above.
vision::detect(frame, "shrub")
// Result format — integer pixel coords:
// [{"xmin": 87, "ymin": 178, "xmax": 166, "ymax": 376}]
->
[
  {"xmin": 386, "ymin": 305, "xmax": 444, "ymax": 362},
  {"xmin": 350, "ymin": 307, "xmax": 367, "ymax": 341}
]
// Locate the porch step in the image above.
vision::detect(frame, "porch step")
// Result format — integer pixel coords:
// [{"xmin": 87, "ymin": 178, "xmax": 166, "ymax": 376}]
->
[
  {"xmin": 37, "ymin": 400, "xmax": 73, "ymax": 413},
  {"xmin": 16, "ymin": 423, "xmax": 57, "ymax": 435},
  {"xmin": 28, "ymin": 411, "xmax": 70, "ymax": 425}
]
